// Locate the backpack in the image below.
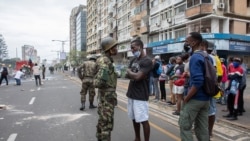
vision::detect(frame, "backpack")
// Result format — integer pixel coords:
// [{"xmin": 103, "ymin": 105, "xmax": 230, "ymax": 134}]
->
[
  {"xmin": 195, "ymin": 52, "xmax": 220, "ymax": 97},
  {"xmin": 1, "ymin": 67, "xmax": 8, "ymax": 76},
  {"xmin": 156, "ymin": 61, "xmax": 162, "ymax": 75}
]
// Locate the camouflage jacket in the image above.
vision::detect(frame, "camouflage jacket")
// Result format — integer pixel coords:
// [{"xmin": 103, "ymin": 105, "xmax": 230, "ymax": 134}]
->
[
  {"xmin": 94, "ymin": 54, "xmax": 117, "ymax": 89},
  {"xmin": 78, "ymin": 60, "xmax": 97, "ymax": 80}
]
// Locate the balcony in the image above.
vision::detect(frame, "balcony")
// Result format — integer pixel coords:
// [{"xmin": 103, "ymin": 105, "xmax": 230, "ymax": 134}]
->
[
  {"xmin": 140, "ymin": 9, "xmax": 148, "ymax": 18},
  {"xmin": 185, "ymin": 4, "xmax": 213, "ymax": 19},
  {"xmin": 130, "ymin": 30, "xmax": 140, "ymax": 37},
  {"xmin": 130, "ymin": 0, "xmax": 140, "ymax": 9},
  {"xmin": 130, "ymin": 14, "xmax": 141, "ymax": 22},
  {"xmin": 140, "ymin": 25, "xmax": 148, "ymax": 34}
]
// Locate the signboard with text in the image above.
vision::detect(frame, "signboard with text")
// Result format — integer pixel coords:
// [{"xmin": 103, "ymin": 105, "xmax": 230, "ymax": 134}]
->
[{"xmin": 229, "ymin": 41, "xmax": 250, "ymax": 52}]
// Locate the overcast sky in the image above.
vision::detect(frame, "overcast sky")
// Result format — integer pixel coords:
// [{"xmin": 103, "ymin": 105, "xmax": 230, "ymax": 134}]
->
[{"xmin": 0, "ymin": 0, "xmax": 86, "ymax": 62}]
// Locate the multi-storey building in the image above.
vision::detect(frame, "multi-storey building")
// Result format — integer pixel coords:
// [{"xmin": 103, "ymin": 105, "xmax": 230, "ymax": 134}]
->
[
  {"xmin": 148, "ymin": 0, "xmax": 250, "ymax": 67},
  {"xmin": 70, "ymin": 5, "xmax": 87, "ymax": 52},
  {"xmin": 21, "ymin": 45, "xmax": 38, "ymax": 62},
  {"xmin": 112, "ymin": 0, "xmax": 132, "ymax": 63},
  {"xmin": 86, "ymin": 0, "xmax": 250, "ymax": 68}
]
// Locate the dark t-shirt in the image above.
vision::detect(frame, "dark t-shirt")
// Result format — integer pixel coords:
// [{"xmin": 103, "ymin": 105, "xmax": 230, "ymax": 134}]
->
[{"xmin": 126, "ymin": 56, "xmax": 153, "ymax": 101}]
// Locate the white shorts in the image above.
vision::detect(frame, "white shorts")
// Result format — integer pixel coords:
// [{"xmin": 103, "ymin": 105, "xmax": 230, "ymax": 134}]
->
[
  {"xmin": 172, "ymin": 85, "xmax": 184, "ymax": 94},
  {"xmin": 127, "ymin": 98, "xmax": 149, "ymax": 123}
]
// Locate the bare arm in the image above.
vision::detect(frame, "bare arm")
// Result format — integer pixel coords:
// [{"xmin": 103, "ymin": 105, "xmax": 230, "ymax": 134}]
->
[{"xmin": 126, "ymin": 69, "xmax": 146, "ymax": 81}]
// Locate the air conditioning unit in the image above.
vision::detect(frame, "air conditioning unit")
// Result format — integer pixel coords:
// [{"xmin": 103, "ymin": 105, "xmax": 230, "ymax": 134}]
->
[
  {"xmin": 155, "ymin": 23, "xmax": 160, "ymax": 27},
  {"xmin": 218, "ymin": 3, "xmax": 225, "ymax": 9},
  {"xmin": 167, "ymin": 18, "xmax": 172, "ymax": 23}
]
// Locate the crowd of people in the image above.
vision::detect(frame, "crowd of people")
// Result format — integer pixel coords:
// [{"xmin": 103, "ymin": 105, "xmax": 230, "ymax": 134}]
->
[
  {"xmin": 147, "ymin": 32, "xmax": 248, "ymax": 141},
  {"xmin": 2, "ymin": 32, "xmax": 247, "ymax": 141},
  {"xmin": 0, "ymin": 63, "xmax": 46, "ymax": 86},
  {"xmin": 75, "ymin": 32, "xmax": 248, "ymax": 141}
]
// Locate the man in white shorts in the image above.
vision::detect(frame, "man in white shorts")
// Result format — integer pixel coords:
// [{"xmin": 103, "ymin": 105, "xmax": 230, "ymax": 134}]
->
[{"xmin": 126, "ymin": 39, "xmax": 153, "ymax": 141}]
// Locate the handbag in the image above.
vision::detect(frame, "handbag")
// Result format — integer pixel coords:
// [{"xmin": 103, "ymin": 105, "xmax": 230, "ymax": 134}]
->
[{"xmin": 174, "ymin": 74, "xmax": 185, "ymax": 86}]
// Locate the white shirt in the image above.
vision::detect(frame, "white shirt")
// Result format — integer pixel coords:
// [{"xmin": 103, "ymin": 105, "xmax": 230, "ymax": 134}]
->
[
  {"xmin": 32, "ymin": 66, "xmax": 40, "ymax": 75},
  {"xmin": 14, "ymin": 71, "xmax": 24, "ymax": 79}
]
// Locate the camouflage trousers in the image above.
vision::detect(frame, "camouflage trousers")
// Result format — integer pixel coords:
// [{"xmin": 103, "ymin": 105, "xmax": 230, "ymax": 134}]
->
[
  {"xmin": 80, "ymin": 78, "xmax": 96, "ymax": 103},
  {"xmin": 96, "ymin": 90, "xmax": 117, "ymax": 141}
]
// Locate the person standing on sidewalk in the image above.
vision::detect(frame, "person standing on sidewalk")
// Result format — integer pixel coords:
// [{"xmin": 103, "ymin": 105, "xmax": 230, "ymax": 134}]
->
[
  {"xmin": 166, "ymin": 57, "xmax": 176, "ymax": 105},
  {"xmin": 77, "ymin": 56, "xmax": 98, "ymax": 111},
  {"xmin": 152, "ymin": 55, "xmax": 161, "ymax": 102},
  {"xmin": 32, "ymin": 63, "xmax": 41, "ymax": 86},
  {"xmin": 238, "ymin": 57, "xmax": 247, "ymax": 115},
  {"xmin": 159, "ymin": 60, "xmax": 167, "ymax": 102},
  {"xmin": 126, "ymin": 39, "xmax": 153, "ymax": 141},
  {"xmin": 200, "ymin": 39, "xmax": 218, "ymax": 139},
  {"xmin": 220, "ymin": 58, "xmax": 228, "ymax": 105},
  {"xmin": 172, "ymin": 55, "xmax": 185, "ymax": 116},
  {"xmin": 179, "ymin": 32, "xmax": 210, "ymax": 141},
  {"xmin": 94, "ymin": 37, "xmax": 118, "ymax": 141},
  {"xmin": 0, "ymin": 64, "xmax": 8, "ymax": 86},
  {"xmin": 223, "ymin": 57, "xmax": 243, "ymax": 120}
]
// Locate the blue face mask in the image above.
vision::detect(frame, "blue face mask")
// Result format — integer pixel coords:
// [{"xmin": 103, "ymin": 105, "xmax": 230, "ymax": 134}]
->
[
  {"xmin": 133, "ymin": 50, "xmax": 141, "ymax": 58},
  {"xmin": 233, "ymin": 62, "xmax": 240, "ymax": 68}
]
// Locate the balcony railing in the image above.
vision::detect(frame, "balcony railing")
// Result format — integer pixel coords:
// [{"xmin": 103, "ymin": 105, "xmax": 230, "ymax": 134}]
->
[
  {"xmin": 185, "ymin": 3, "xmax": 213, "ymax": 19},
  {"xmin": 130, "ymin": 14, "xmax": 141, "ymax": 22},
  {"xmin": 130, "ymin": 30, "xmax": 140, "ymax": 37},
  {"xmin": 140, "ymin": 25, "xmax": 148, "ymax": 34}
]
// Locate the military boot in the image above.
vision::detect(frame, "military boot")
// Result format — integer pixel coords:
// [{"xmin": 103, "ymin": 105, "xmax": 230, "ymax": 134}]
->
[
  {"xmin": 80, "ymin": 102, "xmax": 85, "ymax": 111},
  {"xmin": 89, "ymin": 102, "xmax": 97, "ymax": 109}
]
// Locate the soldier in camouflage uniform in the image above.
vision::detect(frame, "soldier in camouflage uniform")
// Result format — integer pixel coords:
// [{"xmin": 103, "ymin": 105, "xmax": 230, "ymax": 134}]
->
[
  {"xmin": 94, "ymin": 37, "xmax": 118, "ymax": 141},
  {"xmin": 77, "ymin": 57, "xmax": 98, "ymax": 111}
]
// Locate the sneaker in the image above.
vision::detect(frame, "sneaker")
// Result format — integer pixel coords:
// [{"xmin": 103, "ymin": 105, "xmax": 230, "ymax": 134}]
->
[
  {"xmin": 223, "ymin": 114, "xmax": 232, "ymax": 118},
  {"xmin": 227, "ymin": 117, "xmax": 238, "ymax": 120},
  {"xmin": 172, "ymin": 111, "xmax": 180, "ymax": 116},
  {"xmin": 168, "ymin": 103, "xmax": 176, "ymax": 106}
]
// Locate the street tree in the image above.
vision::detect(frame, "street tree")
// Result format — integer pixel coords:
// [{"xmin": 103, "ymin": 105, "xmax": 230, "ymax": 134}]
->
[{"xmin": 0, "ymin": 34, "xmax": 8, "ymax": 61}]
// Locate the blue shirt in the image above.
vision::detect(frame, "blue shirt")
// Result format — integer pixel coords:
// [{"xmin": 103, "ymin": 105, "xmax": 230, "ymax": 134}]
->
[{"xmin": 189, "ymin": 51, "xmax": 210, "ymax": 101}]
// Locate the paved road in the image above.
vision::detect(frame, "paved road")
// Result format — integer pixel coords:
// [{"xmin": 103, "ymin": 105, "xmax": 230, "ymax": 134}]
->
[
  {"xmin": 0, "ymin": 72, "xmax": 180, "ymax": 141},
  {"xmin": 64, "ymin": 71, "xmax": 250, "ymax": 141},
  {"xmin": 1, "ymin": 71, "xmax": 249, "ymax": 141}
]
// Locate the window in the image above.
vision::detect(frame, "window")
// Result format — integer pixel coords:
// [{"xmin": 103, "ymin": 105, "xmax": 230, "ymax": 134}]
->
[
  {"xmin": 151, "ymin": 0, "xmax": 159, "ymax": 8},
  {"xmin": 175, "ymin": 4, "xmax": 185, "ymax": 15},
  {"xmin": 247, "ymin": 23, "xmax": 250, "ymax": 34},
  {"xmin": 202, "ymin": 0, "xmax": 211, "ymax": 3},
  {"xmin": 187, "ymin": 0, "xmax": 210, "ymax": 8},
  {"xmin": 175, "ymin": 28, "xmax": 186, "ymax": 39}
]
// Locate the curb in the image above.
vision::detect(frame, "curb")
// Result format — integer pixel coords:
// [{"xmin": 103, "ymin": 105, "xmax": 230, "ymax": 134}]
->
[{"xmin": 62, "ymin": 73, "xmax": 250, "ymax": 132}]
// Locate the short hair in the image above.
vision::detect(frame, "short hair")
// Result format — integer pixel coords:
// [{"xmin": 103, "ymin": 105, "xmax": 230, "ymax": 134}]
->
[
  {"xmin": 181, "ymin": 53, "xmax": 190, "ymax": 61},
  {"xmin": 131, "ymin": 39, "xmax": 143, "ymax": 49},
  {"xmin": 189, "ymin": 32, "xmax": 203, "ymax": 43},
  {"xmin": 201, "ymin": 39, "xmax": 208, "ymax": 48}
]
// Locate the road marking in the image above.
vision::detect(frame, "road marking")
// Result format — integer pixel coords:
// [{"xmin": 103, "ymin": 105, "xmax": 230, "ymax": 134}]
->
[
  {"xmin": 7, "ymin": 133, "xmax": 17, "ymax": 141},
  {"xmin": 117, "ymin": 105, "xmax": 181, "ymax": 141},
  {"xmin": 29, "ymin": 97, "xmax": 36, "ymax": 105}
]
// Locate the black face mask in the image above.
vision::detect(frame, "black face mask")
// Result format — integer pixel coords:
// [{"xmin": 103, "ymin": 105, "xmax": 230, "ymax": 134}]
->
[{"xmin": 183, "ymin": 43, "xmax": 191, "ymax": 53}]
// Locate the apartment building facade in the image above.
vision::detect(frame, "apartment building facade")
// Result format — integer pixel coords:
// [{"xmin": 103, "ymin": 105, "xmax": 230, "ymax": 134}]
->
[
  {"xmin": 148, "ymin": 0, "xmax": 250, "ymax": 68},
  {"xmin": 86, "ymin": 0, "xmax": 250, "ymax": 68}
]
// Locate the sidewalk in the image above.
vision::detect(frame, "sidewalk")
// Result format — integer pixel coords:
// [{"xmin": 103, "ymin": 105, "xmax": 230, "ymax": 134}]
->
[{"xmin": 63, "ymin": 70, "xmax": 250, "ymax": 131}]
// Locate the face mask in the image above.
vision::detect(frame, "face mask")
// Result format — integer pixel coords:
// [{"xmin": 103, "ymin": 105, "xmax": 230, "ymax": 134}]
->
[
  {"xmin": 133, "ymin": 50, "xmax": 141, "ymax": 58},
  {"xmin": 183, "ymin": 43, "xmax": 192, "ymax": 53},
  {"xmin": 233, "ymin": 62, "xmax": 240, "ymax": 68}
]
